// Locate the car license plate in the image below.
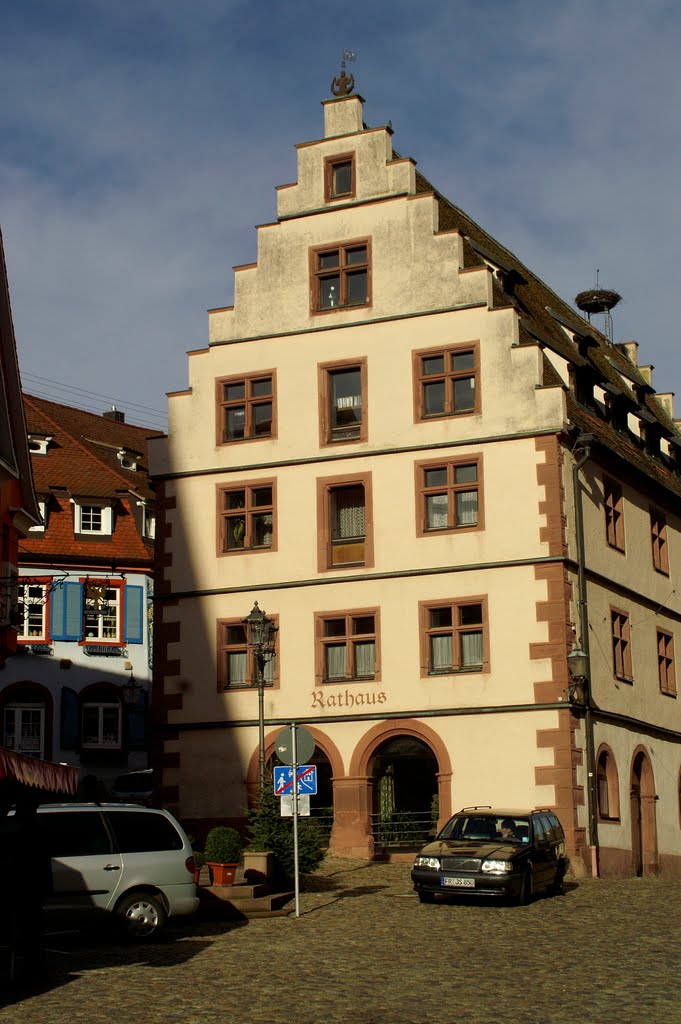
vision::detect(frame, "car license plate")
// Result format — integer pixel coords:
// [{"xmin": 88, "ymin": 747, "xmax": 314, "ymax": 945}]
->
[{"xmin": 441, "ymin": 876, "xmax": 475, "ymax": 888}]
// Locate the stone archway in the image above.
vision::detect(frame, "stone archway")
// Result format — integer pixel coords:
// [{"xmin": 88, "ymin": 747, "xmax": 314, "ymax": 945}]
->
[{"xmin": 630, "ymin": 747, "xmax": 658, "ymax": 877}]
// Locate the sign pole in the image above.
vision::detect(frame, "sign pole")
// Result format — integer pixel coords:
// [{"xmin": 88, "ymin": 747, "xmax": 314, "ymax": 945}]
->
[{"xmin": 292, "ymin": 721, "xmax": 300, "ymax": 918}]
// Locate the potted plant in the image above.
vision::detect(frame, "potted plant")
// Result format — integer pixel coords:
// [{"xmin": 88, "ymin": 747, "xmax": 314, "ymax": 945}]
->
[{"xmin": 204, "ymin": 826, "xmax": 243, "ymax": 886}]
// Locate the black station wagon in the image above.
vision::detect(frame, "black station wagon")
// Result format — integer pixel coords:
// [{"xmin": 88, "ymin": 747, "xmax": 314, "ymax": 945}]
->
[{"xmin": 411, "ymin": 807, "xmax": 568, "ymax": 905}]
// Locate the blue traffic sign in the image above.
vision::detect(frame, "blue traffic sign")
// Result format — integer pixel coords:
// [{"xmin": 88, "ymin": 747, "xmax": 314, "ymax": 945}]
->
[{"xmin": 273, "ymin": 765, "xmax": 317, "ymax": 796}]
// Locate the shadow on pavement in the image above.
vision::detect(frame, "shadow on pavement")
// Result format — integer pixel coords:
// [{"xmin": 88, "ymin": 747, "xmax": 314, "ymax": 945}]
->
[{"xmin": 300, "ymin": 884, "xmax": 388, "ymax": 915}]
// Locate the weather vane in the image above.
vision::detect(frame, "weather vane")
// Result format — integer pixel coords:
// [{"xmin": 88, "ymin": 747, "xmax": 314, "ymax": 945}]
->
[{"xmin": 331, "ymin": 49, "xmax": 357, "ymax": 97}]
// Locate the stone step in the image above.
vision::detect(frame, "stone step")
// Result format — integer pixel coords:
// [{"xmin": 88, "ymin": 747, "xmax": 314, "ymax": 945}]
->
[{"xmin": 198, "ymin": 884, "xmax": 294, "ymax": 919}]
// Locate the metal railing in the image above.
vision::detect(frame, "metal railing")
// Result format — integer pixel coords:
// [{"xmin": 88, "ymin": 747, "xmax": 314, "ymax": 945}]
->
[{"xmin": 370, "ymin": 811, "xmax": 435, "ymax": 849}]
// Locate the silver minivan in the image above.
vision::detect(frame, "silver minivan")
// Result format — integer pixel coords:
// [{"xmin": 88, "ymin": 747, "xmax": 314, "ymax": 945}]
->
[{"xmin": 36, "ymin": 803, "xmax": 199, "ymax": 939}]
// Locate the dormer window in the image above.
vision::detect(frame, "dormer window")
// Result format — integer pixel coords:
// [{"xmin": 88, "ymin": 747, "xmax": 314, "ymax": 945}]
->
[
  {"xmin": 117, "ymin": 449, "xmax": 139, "ymax": 471},
  {"xmin": 28, "ymin": 500, "xmax": 47, "ymax": 533},
  {"xmin": 325, "ymin": 154, "xmax": 355, "ymax": 201},
  {"xmin": 73, "ymin": 500, "xmax": 113, "ymax": 536},
  {"xmin": 28, "ymin": 434, "xmax": 53, "ymax": 456}
]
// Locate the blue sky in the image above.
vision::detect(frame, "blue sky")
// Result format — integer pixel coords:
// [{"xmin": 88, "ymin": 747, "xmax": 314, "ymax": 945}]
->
[{"xmin": 2, "ymin": 0, "xmax": 680, "ymax": 430}]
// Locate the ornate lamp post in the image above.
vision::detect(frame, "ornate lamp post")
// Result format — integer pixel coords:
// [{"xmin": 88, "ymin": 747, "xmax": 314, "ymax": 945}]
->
[{"xmin": 243, "ymin": 602, "xmax": 278, "ymax": 793}]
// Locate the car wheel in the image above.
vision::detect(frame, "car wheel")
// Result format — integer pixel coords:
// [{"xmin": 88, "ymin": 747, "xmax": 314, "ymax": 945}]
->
[
  {"xmin": 518, "ymin": 869, "xmax": 533, "ymax": 906},
  {"xmin": 418, "ymin": 890, "xmax": 436, "ymax": 904},
  {"xmin": 116, "ymin": 891, "xmax": 167, "ymax": 940}
]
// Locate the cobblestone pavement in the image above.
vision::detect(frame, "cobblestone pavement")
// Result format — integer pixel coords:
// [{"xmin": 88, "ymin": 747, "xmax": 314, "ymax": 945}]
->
[{"xmin": 1, "ymin": 859, "xmax": 679, "ymax": 1024}]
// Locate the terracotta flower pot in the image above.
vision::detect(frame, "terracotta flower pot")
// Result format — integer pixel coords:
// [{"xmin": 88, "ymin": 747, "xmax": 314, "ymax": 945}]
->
[{"xmin": 207, "ymin": 862, "xmax": 238, "ymax": 886}]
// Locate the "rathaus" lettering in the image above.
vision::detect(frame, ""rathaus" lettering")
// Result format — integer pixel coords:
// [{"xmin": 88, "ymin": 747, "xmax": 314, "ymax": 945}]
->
[{"xmin": 311, "ymin": 689, "xmax": 387, "ymax": 709}]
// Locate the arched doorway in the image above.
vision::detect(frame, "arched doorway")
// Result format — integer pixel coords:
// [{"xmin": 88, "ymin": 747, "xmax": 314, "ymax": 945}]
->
[
  {"xmin": 369, "ymin": 736, "xmax": 439, "ymax": 851},
  {"xmin": 630, "ymin": 749, "xmax": 658, "ymax": 876}
]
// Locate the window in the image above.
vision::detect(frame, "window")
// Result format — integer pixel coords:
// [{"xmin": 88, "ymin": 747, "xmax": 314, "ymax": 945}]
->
[
  {"xmin": 74, "ymin": 501, "xmax": 113, "ymax": 536},
  {"xmin": 596, "ymin": 747, "xmax": 620, "ymax": 821},
  {"xmin": 603, "ymin": 478, "xmax": 625, "ymax": 552},
  {"xmin": 17, "ymin": 582, "xmax": 48, "ymax": 640},
  {"xmin": 420, "ymin": 598, "xmax": 488, "ymax": 675},
  {"xmin": 3, "ymin": 703, "xmax": 45, "ymax": 758},
  {"xmin": 325, "ymin": 154, "xmax": 355, "ymax": 201},
  {"xmin": 310, "ymin": 239, "xmax": 370, "ymax": 312},
  {"xmin": 414, "ymin": 344, "xmax": 478, "ymax": 420},
  {"xmin": 611, "ymin": 608, "xmax": 632, "ymax": 681},
  {"xmin": 217, "ymin": 619, "xmax": 277, "ymax": 689},
  {"xmin": 316, "ymin": 610, "xmax": 378, "ymax": 683},
  {"xmin": 83, "ymin": 582, "xmax": 122, "ymax": 643},
  {"xmin": 217, "ymin": 371, "xmax": 275, "ymax": 444},
  {"xmin": 651, "ymin": 511, "xmax": 669, "ymax": 575},
  {"xmin": 657, "ymin": 629, "xmax": 676, "ymax": 696},
  {"xmin": 81, "ymin": 701, "xmax": 121, "ymax": 748},
  {"xmin": 417, "ymin": 456, "xmax": 482, "ymax": 534},
  {"xmin": 317, "ymin": 473, "xmax": 373, "ymax": 570},
  {"xmin": 319, "ymin": 359, "xmax": 367, "ymax": 444},
  {"xmin": 28, "ymin": 500, "xmax": 47, "ymax": 532},
  {"xmin": 218, "ymin": 482, "xmax": 275, "ymax": 553}
]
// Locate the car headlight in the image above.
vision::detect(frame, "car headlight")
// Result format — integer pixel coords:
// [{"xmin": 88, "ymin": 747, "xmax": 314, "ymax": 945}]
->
[
  {"xmin": 481, "ymin": 859, "xmax": 513, "ymax": 874},
  {"xmin": 414, "ymin": 856, "xmax": 441, "ymax": 869}
]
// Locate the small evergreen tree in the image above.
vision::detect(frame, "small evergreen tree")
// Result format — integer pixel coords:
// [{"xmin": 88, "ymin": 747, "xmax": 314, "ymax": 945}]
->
[{"xmin": 247, "ymin": 782, "xmax": 325, "ymax": 883}]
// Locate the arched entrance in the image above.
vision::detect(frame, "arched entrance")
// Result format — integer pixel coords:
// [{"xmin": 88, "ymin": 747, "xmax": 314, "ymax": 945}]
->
[
  {"xmin": 369, "ymin": 736, "xmax": 439, "ymax": 852},
  {"xmin": 630, "ymin": 748, "xmax": 658, "ymax": 877}
]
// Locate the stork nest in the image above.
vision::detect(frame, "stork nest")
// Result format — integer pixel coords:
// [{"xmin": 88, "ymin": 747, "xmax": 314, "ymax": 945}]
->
[{"xmin": 575, "ymin": 289, "xmax": 622, "ymax": 315}]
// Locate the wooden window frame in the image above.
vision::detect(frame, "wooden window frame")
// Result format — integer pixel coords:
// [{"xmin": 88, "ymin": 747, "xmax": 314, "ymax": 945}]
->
[
  {"xmin": 217, "ymin": 479, "xmax": 277, "ymax": 556},
  {"xmin": 216, "ymin": 370, "xmax": 277, "ymax": 446},
  {"xmin": 316, "ymin": 471, "xmax": 374, "ymax": 572},
  {"xmin": 650, "ymin": 510, "xmax": 669, "ymax": 575},
  {"xmin": 16, "ymin": 578, "xmax": 51, "ymax": 643},
  {"xmin": 610, "ymin": 606, "xmax": 632, "ymax": 681},
  {"xmin": 81, "ymin": 700, "xmax": 122, "ymax": 750},
  {"xmin": 314, "ymin": 607, "xmax": 380, "ymax": 685},
  {"xmin": 596, "ymin": 745, "xmax": 621, "ymax": 822},
  {"xmin": 216, "ymin": 616, "xmax": 279, "ymax": 691},
  {"xmin": 657, "ymin": 628, "xmax": 676, "ymax": 697},
  {"xmin": 413, "ymin": 342, "xmax": 480, "ymax": 422},
  {"xmin": 309, "ymin": 237, "xmax": 371, "ymax": 315},
  {"xmin": 603, "ymin": 477, "xmax": 625, "ymax": 552},
  {"xmin": 324, "ymin": 153, "xmax": 356, "ymax": 202},
  {"xmin": 415, "ymin": 454, "xmax": 484, "ymax": 536},
  {"xmin": 318, "ymin": 357, "xmax": 368, "ymax": 446},
  {"xmin": 81, "ymin": 578, "xmax": 125, "ymax": 647},
  {"xmin": 419, "ymin": 596, "xmax": 489, "ymax": 677}
]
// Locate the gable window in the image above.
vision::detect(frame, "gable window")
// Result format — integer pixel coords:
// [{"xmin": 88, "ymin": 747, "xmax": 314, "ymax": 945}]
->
[
  {"xmin": 316, "ymin": 610, "xmax": 378, "ymax": 683},
  {"xmin": 414, "ymin": 344, "xmax": 478, "ymax": 420},
  {"xmin": 217, "ymin": 371, "xmax": 275, "ymax": 444},
  {"xmin": 83, "ymin": 582, "xmax": 122, "ymax": 643},
  {"xmin": 28, "ymin": 500, "xmax": 47, "ymax": 533},
  {"xmin": 319, "ymin": 359, "xmax": 367, "ymax": 444},
  {"xmin": 417, "ymin": 456, "xmax": 482, "ymax": 534},
  {"xmin": 81, "ymin": 701, "xmax": 121, "ymax": 748},
  {"xmin": 603, "ymin": 478, "xmax": 625, "ymax": 552},
  {"xmin": 311, "ymin": 239, "xmax": 370, "ymax": 312},
  {"xmin": 318, "ymin": 473, "xmax": 373, "ymax": 570},
  {"xmin": 217, "ymin": 619, "xmax": 277, "ymax": 690},
  {"xmin": 611, "ymin": 608, "xmax": 632, "ymax": 681},
  {"xmin": 420, "ymin": 598, "xmax": 488, "ymax": 675},
  {"xmin": 218, "ymin": 482, "xmax": 275, "ymax": 553},
  {"xmin": 657, "ymin": 629, "xmax": 676, "ymax": 696},
  {"xmin": 651, "ymin": 511, "xmax": 669, "ymax": 575},
  {"xmin": 17, "ymin": 582, "xmax": 48, "ymax": 640},
  {"xmin": 74, "ymin": 501, "xmax": 113, "ymax": 536},
  {"xmin": 325, "ymin": 154, "xmax": 355, "ymax": 201}
]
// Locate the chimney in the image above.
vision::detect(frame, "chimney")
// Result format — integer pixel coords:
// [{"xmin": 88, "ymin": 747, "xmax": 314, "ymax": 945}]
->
[{"xmin": 103, "ymin": 405, "xmax": 125, "ymax": 423}]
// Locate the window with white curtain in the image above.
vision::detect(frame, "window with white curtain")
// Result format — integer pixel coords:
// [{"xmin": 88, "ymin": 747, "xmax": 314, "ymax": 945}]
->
[
  {"xmin": 424, "ymin": 600, "xmax": 485, "ymax": 674},
  {"xmin": 421, "ymin": 458, "xmax": 481, "ymax": 533},
  {"xmin": 220, "ymin": 620, "xmax": 276, "ymax": 689},
  {"xmin": 319, "ymin": 612, "xmax": 377, "ymax": 682}
]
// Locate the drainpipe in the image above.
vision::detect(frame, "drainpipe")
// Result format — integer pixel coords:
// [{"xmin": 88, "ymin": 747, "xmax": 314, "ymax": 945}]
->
[{"xmin": 572, "ymin": 433, "xmax": 599, "ymax": 877}]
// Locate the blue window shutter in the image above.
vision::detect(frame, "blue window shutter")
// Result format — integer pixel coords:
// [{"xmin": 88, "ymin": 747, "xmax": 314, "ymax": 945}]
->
[
  {"xmin": 126, "ymin": 690, "xmax": 148, "ymax": 751},
  {"xmin": 60, "ymin": 687, "xmax": 80, "ymax": 749},
  {"xmin": 124, "ymin": 585, "xmax": 144, "ymax": 644},
  {"xmin": 50, "ymin": 582, "xmax": 83, "ymax": 641}
]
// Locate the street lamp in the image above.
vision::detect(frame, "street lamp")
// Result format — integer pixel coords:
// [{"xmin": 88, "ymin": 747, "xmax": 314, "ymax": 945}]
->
[
  {"xmin": 243, "ymin": 602, "xmax": 278, "ymax": 793},
  {"xmin": 566, "ymin": 645, "xmax": 589, "ymax": 704}
]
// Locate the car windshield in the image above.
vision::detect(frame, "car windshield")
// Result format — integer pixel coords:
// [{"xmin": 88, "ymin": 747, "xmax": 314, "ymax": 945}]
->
[{"xmin": 438, "ymin": 814, "xmax": 530, "ymax": 845}]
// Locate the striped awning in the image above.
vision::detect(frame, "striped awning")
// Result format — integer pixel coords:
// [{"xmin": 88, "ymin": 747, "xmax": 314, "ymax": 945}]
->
[{"xmin": 0, "ymin": 746, "xmax": 79, "ymax": 794}]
